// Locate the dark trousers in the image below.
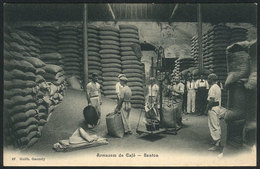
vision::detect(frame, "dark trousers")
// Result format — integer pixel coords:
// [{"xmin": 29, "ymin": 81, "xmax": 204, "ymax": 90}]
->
[
  {"xmin": 182, "ymin": 91, "xmax": 187, "ymax": 113},
  {"xmin": 196, "ymin": 87, "xmax": 208, "ymax": 114}
]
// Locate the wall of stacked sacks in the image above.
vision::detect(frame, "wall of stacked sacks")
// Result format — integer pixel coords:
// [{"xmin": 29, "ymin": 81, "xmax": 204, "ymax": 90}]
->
[
  {"xmin": 99, "ymin": 26, "xmax": 121, "ymax": 99},
  {"xmin": 172, "ymin": 57, "xmax": 196, "ymax": 79},
  {"xmin": 119, "ymin": 25, "xmax": 145, "ymax": 109},
  {"xmin": 190, "ymin": 24, "xmax": 248, "ymax": 107},
  {"xmin": 3, "ymin": 26, "xmax": 66, "ymax": 149}
]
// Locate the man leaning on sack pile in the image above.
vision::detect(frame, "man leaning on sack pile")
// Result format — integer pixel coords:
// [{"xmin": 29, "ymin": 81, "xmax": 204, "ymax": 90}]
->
[{"xmin": 206, "ymin": 73, "xmax": 232, "ymax": 151}]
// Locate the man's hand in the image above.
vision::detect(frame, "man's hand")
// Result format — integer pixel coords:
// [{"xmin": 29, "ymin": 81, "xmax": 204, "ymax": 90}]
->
[{"xmin": 88, "ymin": 101, "xmax": 92, "ymax": 106}]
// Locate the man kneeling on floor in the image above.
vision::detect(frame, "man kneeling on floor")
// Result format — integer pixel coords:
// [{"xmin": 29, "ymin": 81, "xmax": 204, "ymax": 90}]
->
[
  {"xmin": 114, "ymin": 76, "xmax": 133, "ymax": 135},
  {"xmin": 86, "ymin": 73, "xmax": 102, "ymax": 129}
]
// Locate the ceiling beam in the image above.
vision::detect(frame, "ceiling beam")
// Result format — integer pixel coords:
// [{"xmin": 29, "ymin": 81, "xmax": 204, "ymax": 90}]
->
[
  {"xmin": 107, "ymin": 3, "xmax": 116, "ymax": 21},
  {"xmin": 169, "ymin": 4, "xmax": 179, "ymax": 20}
]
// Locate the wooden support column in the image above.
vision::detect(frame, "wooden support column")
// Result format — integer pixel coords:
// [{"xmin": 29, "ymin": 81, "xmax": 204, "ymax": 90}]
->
[
  {"xmin": 83, "ymin": 4, "xmax": 88, "ymax": 90},
  {"xmin": 197, "ymin": 4, "xmax": 203, "ymax": 71},
  {"xmin": 151, "ymin": 57, "xmax": 154, "ymax": 77}
]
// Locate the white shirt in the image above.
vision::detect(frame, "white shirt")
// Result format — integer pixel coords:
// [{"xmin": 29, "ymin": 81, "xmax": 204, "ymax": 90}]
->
[
  {"xmin": 208, "ymin": 84, "xmax": 221, "ymax": 107},
  {"xmin": 86, "ymin": 82, "xmax": 100, "ymax": 98},
  {"xmin": 148, "ymin": 84, "xmax": 159, "ymax": 97},
  {"xmin": 169, "ymin": 82, "xmax": 184, "ymax": 96},
  {"xmin": 115, "ymin": 82, "xmax": 123, "ymax": 97},
  {"xmin": 196, "ymin": 79, "xmax": 209, "ymax": 89},
  {"xmin": 186, "ymin": 80, "xmax": 197, "ymax": 90}
]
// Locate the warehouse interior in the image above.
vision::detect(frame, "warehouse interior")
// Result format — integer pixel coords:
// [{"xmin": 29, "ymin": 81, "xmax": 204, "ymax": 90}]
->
[{"xmin": 3, "ymin": 3, "xmax": 257, "ymax": 164}]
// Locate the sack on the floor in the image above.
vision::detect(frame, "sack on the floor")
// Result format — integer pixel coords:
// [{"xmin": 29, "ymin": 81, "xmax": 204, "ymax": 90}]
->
[
  {"xmin": 161, "ymin": 102, "xmax": 179, "ymax": 128},
  {"xmin": 106, "ymin": 112, "xmax": 124, "ymax": 138},
  {"xmin": 83, "ymin": 105, "xmax": 99, "ymax": 126}
]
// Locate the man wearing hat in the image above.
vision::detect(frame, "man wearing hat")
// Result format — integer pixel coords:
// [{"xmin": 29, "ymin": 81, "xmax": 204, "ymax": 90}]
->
[
  {"xmin": 86, "ymin": 73, "xmax": 102, "ymax": 128},
  {"xmin": 115, "ymin": 74, "xmax": 126, "ymax": 103},
  {"xmin": 114, "ymin": 76, "xmax": 132, "ymax": 135},
  {"xmin": 207, "ymin": 73, "xmax": 223, "ymax": 151}
]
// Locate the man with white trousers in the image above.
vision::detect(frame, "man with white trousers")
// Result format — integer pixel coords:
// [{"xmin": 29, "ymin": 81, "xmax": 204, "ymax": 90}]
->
[{"xmin": 186, "ymin": 75, "xmax": 197, "ymax": 114}]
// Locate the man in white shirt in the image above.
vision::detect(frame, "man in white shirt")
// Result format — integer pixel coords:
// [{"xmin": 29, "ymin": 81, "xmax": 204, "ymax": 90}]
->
[
  {"xmin": 196, "ymin": 74, "xmax": 209, "ymax": 116},
  {"xmin": 186, "ymin": 75, "xmax": 197, "ymax": 114},
  {"xmin": 146, "ymin": 77, "xmax": 159, "ymax": 108},
  {"xmin": 86, "ymin": 73, "xmax": 102, "ymax": 128},
  {"xmin": 115, "ymin": 74, "xmax": 126, "ymax": 103},
  {"xmin": 207, "ymin": 73, "xmax": 223, "ymax": 151}
]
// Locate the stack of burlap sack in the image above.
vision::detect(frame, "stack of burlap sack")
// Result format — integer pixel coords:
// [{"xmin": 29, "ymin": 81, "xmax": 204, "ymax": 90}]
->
[
  {"xmin": 58, "ymin": 25, "xmax": 82, "ymax": 81},
  {"xmin": 4, "ymin": 27, "xmax": 67, "ymax": 149},
  {"xmin": 99, "ymin": 26, "xmax": 122, "ymax": 100},
  {"xmin": 202, "ymin": 24, "xmax": 231, "ymax": 106},
  {"xmin": 35, "ymin": 26, "xmax": 59, "ymax": 54},
  {"xmin": 191, "ymin": 36, "xmax": 199, "ymax": 65},
  {"xmin": 42, "ymin": 64, "xmax": 66, "ymax": 114},
  {"xmin": 225, "ymin": 40, "xmax": 256, "ymax": 89},
  {"xmin": 4, "ymin": 28, "xmax": 41, "ymax": 149},
  {"xmin": 119, "ymin": 25, "xmax": 145, "ymax": 109},
  {"xmin": 230, "ymin": 28, "xmax": 248, "ymax": 44}
]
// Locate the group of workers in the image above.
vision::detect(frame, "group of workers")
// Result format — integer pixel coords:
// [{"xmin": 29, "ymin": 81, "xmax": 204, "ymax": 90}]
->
[{"xmin": 85, "ymin": 71, "xmax": 226, "ymax": 152}]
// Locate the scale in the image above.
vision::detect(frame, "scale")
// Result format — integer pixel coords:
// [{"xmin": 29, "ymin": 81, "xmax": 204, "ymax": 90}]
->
[{"xmin": 135, "ymin": 46, "xmax": 178, "ymax": 136}]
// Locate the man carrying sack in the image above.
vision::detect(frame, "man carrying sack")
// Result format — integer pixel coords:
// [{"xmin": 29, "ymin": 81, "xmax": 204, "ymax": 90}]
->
[
  {"xmin": 114, "ymin": 76, "xmax": 132, "ymax": 135},
  {"xmin": 86, "ymin": 73, "xmax": 102, "ymax": 129}
]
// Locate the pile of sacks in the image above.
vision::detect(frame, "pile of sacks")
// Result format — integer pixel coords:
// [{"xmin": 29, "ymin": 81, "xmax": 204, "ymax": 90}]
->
[
  {"xmin": 4, "ymin": 27, "xmax": 67, "ymax": 149},
  {"xmin": 175, "ymin": 57, "xmax": 195, "ymax": 73},
  {"xmin": 191, "ymin": 36, "xmax": 198, "ymax": 65},
  {"xmin": 225, "ymin": 41, "xmax": 251, "ymax": 88},
  {"xmin": 10, "ymin": 30, "xmax": 42, "ymax": 58},
  {"xmin": 24, "ymin": 57, "xmax": 49, "ymax": 135},
  {"xmin": 230, "ymin": 28, "xmax": 248, "ymax": 44},
  {"xmin": 77, "ymin": 25, "xmax": 84, "ymax": 85},
  {"xmin": 4, "ymin": 30, "xmax": 41, "ymax": 148},
  {"xmin": 58, "ymin": 25, "xmax": 83, "ymax": 81},
  {"xmin": 42, "ymin": 64, "xmax": 66, "ymax": 113},
  {"xmin": 119, "ymin": 25, "xmax": 145, "ymax": 109},
  {"xmin": 39, "ymin": 52, "xmax": 64, "ymax": 66},
  {"xmin": 100, "ymin": 26, "xmax": 121, "ymax": 100},
  {"xmin": 87, "ymin": 25, "xmax": 102, "ymax": 78},
  {"xmin": 202, "ymin": 24, "xmax": 231, "ymax": 106},
  {"xmin": 34, "ymin": 26, "xmax": 59, "ymax": 54}
]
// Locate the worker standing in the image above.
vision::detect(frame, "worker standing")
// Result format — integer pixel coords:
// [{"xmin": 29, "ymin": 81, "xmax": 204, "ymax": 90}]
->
[
  {"xmin": 168, "ymin": 76, "xmax": 185, "ymax": 128},
  {"xmin": 114, "ymin": 76, "xmax": 132, "ymax": 135},
  {"xmin": 182, "ymin": 72, "xmax": 190, "ymax": 114},
  {"xmin": 86, "ymin": 73, "xmax": 102, "ymax": 128},
  {"xmin": 207, "ymin": 73, "xmax": 223, "ymax": 151},
  {"xmin": 115, "ymin": 74, "xmax": 126, "ymax": 103},
  {"xmin": 196, "ymin": 73, "xmax": 209, "ymax": 116},
  {"xmin": 146, "ymin": 77, "xmax": 159, "ymax": 111},
  {"xmin": 186, "ymin": 75, "xmax": 197, "ymax": 114}
]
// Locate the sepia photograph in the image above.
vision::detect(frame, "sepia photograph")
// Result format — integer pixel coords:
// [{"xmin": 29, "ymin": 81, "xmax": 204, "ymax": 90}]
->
[{"xmin": 2, "ymin": 2, "xmax": 257, "ymax": 166}]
